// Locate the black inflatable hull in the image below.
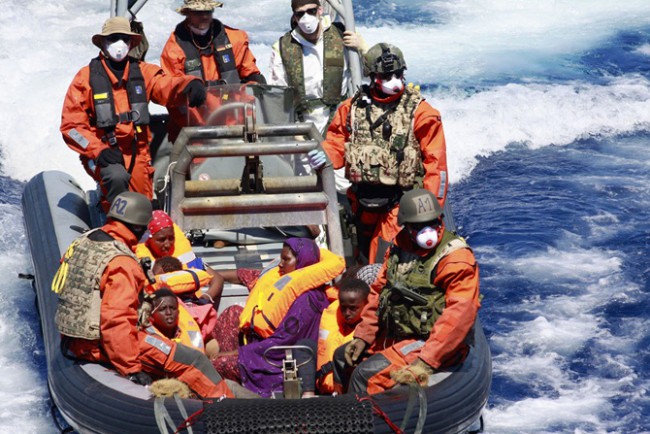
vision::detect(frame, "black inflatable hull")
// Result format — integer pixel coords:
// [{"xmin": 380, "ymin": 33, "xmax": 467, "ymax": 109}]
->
[{"xmin": 22, "ymin": 170, "xmax": 491, "ymax": 434}]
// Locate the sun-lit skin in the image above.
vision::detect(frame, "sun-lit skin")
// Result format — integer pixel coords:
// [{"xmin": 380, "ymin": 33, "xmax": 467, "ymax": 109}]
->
[
  {"xmin": 147, "ymin": 227, "xmax": 175, "ymax": 257},
  {"xmin": 339, "ymin": 290, "xmax": 368, "ymax": 326},
  {"xmin": 185, "ymin": 10, "xmax": 213, "ymax": 32},
  {"xmin": 278, "ymin": 245, "xmax": 298, "ymax": 276},
  {"xmin": 151, "ymin": 296, "xmax": 179, "ymax": 340}
]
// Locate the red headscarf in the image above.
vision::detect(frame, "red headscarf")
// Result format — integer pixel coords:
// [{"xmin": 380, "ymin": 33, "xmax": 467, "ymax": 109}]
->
[{"xmin": 148, "ymin": 210, "xmax": 174, "ymax": 235}]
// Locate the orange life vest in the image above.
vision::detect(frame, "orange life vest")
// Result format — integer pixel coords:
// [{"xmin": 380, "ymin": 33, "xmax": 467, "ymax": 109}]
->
[
  {"xmin": 239, "ymin": 248, "xmax": 345, "ymax": 339},
  {"xmin": 148, "ymin": 268, "xmax": 212, "ymax": 298},
  {"xmin": 316, "ymin": 300, "xmax": 354, "ymax": 393},
  {"xmin": 151, "ymin": 301, "xmax": 205, "ymax": 353},
  {"xmin": 136, "ymin": 223, "xmax": 198, "ymax": 267}
]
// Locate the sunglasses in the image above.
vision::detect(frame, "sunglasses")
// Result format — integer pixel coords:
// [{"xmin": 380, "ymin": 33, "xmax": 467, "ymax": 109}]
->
[
  {"xmin": 294, "ymin": 7, "xmax": 318, "ymax": 19},
  {"xmin": 106, "ymin": 34, "xmax": 131, "ymax": 43}
]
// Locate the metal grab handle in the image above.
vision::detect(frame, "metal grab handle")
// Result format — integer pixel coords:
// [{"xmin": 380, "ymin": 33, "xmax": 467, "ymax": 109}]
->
[{"xmin": 262, "ymin": 345, "xmax": 314, "ymax": 369}]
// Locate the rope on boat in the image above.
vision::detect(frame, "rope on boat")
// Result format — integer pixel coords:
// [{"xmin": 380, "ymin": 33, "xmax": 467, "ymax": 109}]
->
[
  {"xmin": 398, "ymin": 384, "xmax": 428, "ymax": 434},
  {"xmin": 154, "ymin": 395, "xmax": 196, "ymax": 434},
  {"xmin": 356, "ymin": 395, "xmax": 404, "ymax": 434}
]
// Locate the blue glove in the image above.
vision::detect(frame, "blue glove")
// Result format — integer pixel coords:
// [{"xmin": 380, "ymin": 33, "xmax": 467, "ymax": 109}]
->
[{"xmin": 307, "ymin": 149, "xmax": 327, "ymax": 170}]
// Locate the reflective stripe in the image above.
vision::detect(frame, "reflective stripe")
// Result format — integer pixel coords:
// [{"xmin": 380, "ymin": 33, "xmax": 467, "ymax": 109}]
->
[
  {"xmin": 188, "ymin": 330, "xmax": 204, "ymax": 349},
  {"xmin": 438, "ymin": 171, "xmax": 447, "ymax": 199},
  {"xmin": 144, "ymin": 335, "xmax": 172, "ymax": 355},
  {"xmin": 176, "ymin": 251, "xmax": 197, "ymax": 264},
  {"xmin": 400, "ymin": 340, "xmax": 425, "ymax": 356},
  {"xmin": 68, "ymin": 128, "xmax": 90, "ymax": 149}
]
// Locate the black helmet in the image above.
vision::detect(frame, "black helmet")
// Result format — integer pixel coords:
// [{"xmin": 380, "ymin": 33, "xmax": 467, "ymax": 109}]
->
[
  {"xmin": 107, "ymin": 191, "xmax": 153, "ymax": 226},
  {"xmin": 397, "ymin": 189, "xmax": 443, "ymax": 226},
  {"xmin": 364, "ymin": 43, "xmax": 406, "ymax": 76}
]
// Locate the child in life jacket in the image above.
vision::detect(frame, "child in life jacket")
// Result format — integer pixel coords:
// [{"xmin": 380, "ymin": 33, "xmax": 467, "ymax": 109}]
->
[
  {"xmin": 149, "ymin": 287, "xmax": 206, "ymax": 354},
  {"xmin": 150, "ymin": 256, "xmax": 220, "ymax": 358},
  {"xmin": 296, "ymin": 275, "xmax": 370, "ymax": 397}
]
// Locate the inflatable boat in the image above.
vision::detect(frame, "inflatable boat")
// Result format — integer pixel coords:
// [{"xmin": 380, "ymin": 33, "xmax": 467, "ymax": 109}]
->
[{"xmin": 22, "ymin": 82, "xmax": 491, "ymax": 434}]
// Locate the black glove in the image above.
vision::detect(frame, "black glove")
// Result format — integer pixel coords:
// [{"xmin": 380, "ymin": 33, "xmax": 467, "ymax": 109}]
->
[
  {"xmin": 96, "ymin": 147, "xmax": 124, "ymax": 168},
  {"xmin": 128, "ymin": 371, "xmax": 153, "ymax": 386},
  {"xmin": 183, "ymin": 80, "xmax": 207, "ymax": 108}
]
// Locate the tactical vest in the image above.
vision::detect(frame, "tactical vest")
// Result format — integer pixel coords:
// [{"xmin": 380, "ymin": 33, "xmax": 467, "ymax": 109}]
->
[
  {"xmin": 54, "ymin": 229, "xmax": 138, "ymax": 340},
  {"xmin": 377, "ymin": 231, "xmax": 470, "ymax": 339},
  {"xmin": 89, "ymin": 57, "xmax": 150, "ymax": 131},
  {"xmin": 174, "ymin": 19, "xmax": 241, "ymax": 85},
  {"xmin": 279, "ymin": 23, "xmax": 345, "ymax": 115},
  {"xmin": 345, "ymin": 85, "xmax": 424, "ymax": 188}
]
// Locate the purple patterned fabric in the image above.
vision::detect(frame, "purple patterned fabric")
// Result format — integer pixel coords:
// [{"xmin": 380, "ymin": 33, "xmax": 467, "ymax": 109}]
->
[
  {"xmin": 238, "ymin": 290, "xmax": 329, "ymax": 397},
  {"xmin": 284, "ymin": 238, "xmax": 320, "ymax": 270}
]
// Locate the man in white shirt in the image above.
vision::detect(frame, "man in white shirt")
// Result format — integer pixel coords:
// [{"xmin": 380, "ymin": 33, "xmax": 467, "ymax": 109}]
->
[{"xmin": 269, "ymin": 0, "xmax": 367, "ymax": 191}]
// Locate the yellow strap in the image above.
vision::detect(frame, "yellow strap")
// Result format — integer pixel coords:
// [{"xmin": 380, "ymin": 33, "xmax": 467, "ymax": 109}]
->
[{"xmin": 51, "ymin": 239, "xmax": 80, "ymax": 294}]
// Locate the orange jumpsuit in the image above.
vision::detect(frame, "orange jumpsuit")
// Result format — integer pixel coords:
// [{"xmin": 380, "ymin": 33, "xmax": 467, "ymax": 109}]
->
[
  {"xmin": 161, "ymin": 21, "xmax": 263, "ymax": 142},
  {"xmin": 60, "ymin": 56, "xmax": 195, "ymax": 203},
  {"xmin": 322, "ymin": 93, "xmax": 448, "ymax": 264},
  {"xmin": 65, "ymin": 219, "xmax": 232, "ymax": 399},
  {"xmin": 346, "ymin": 228, "xmax": 480, "ymax": 394}
]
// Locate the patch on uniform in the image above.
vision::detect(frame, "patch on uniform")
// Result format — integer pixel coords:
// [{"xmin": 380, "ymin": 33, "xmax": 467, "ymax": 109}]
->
[
  {"xmin": 222, "ymin": 54, "xmax": 231, "ymax": 63},
  {"xmin": 134, "ymin": 85, "xmax": 144, "ymax": 95},
  {"xmin": 144, "ymin": 335, "xmax": 171, "ymax": 355},
  {"xmin": 400, "ymin": 340, "xmax": 425, "ymax": 356},
  {"xmin": 68, "ymin": 129, "xmax": 89, "ymax": 149}
]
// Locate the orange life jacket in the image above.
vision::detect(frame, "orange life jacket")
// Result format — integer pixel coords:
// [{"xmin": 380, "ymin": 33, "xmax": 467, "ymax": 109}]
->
[
  {"xmin": 316, "ymin": 300, "xmax": 354, "ymax": 394},
  {"xmin": 239, "ymin": 248, "xmax": 345, "ymax": 339},
  {"xmin": 151, "ymin": 301, "xmax": 205, "ymax": 353},
  {"xmin": 148, "ymin": 268, "xmax": 212, "ymax": 298},
  {"xmin": 136, "ymin": 223, "xmax": 198, "ymax": 267}
]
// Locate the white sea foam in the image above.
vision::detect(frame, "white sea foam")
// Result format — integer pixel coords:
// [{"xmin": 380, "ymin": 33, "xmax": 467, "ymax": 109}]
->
[
  {"xmin": 482, "ymin": 235, "xmax": 645, "ymax": 432},
  {"xmin": 2, "ymin": 0, "xmax": 650, "ymax": 186},
  {"xmin": 0, "ymin": 205, "xmax": 52, "ymax": 432},
  {"xmin": 1, "ymin": 1, "xmax": 649, "ymax": 432}
]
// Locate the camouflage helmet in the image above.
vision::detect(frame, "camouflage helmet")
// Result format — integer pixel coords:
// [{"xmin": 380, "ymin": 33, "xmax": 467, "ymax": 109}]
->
[
  {"xmin": 176, "ymin": 0, "xmax": 223, "ymax": 14},
  {"xmin": 397, "ymin": 189, "xmax": 443, "ymax": 226},
  {"xmin": 107, "ymin": 191, "xmax": 153, "ymax": 226},
  {"xmin": 364, "ymin": 43, "xmax": 407, "ymax": 76}
]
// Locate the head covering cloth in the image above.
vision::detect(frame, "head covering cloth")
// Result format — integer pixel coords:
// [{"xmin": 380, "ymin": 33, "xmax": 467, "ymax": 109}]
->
[
  {"xmin": 148, "ymin": 210, "xmax": 174, "ymax": 236},
  {"xmin": 284, "ymin": 238, "xmax": 320, "ymax": 270}
]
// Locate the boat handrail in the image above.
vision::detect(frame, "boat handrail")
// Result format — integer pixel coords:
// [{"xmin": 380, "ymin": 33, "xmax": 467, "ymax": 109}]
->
[{"xmin": 167, "ymin": 121, "xmax": 344, "ymax": 258}]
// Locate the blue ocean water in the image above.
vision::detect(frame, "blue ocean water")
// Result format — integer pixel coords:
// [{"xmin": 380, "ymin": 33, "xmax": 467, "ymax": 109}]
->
[{"xmin": 1, "ymin": 0, "xmax": 649, "ymax": 432}]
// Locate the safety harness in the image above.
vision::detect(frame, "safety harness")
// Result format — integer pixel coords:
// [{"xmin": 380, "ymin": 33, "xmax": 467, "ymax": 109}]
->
[
  {"xmin": 174, "ymin": 19, "xmax": 241, "ymax": 86},
  {"xmin": 279, "ymin": 23, "xmax": 345, "ymax": 120}
]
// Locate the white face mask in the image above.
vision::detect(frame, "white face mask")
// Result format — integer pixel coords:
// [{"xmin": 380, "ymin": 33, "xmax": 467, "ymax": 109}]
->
[
  {"xmin": 377, "ymin": 74, "xmax": 405, "ymax": 95},
  {"xmin": 188, "ymin": 24, "xmax": 210, "ymax": 36},
  {"xmin": 297, "ymin": 13, "xmax": 319, "ymax": 35},
  {"xmin": 103, "ymin": 39, "xmax": 130, "ymax": 62},
  {"xmin": 415, "ymin": 226, "xmax": 439, "ymax": 250}
]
